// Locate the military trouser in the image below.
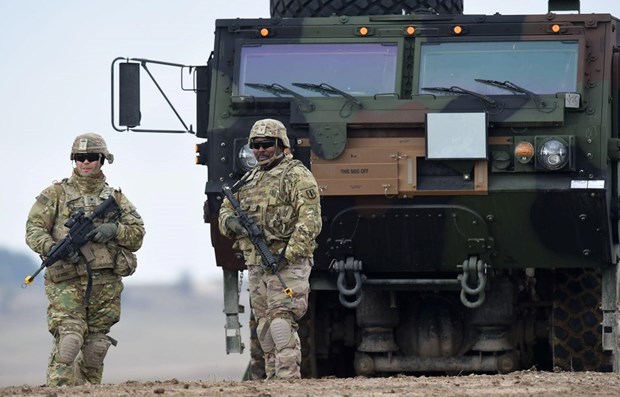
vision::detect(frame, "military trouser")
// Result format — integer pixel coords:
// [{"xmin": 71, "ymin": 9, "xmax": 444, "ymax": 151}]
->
[
  {"xmin": 45, "ymin": 274, "xmax": 122, "ymax": 386},
  {"xmin": 248, "ymin": 258, "xmax": 312, "ymax": 379}
]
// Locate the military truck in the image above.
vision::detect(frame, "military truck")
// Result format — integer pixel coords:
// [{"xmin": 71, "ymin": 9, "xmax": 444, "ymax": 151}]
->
[{"xmin": 112, "ymin": 0, "xmax": 620, "ymax": 375}]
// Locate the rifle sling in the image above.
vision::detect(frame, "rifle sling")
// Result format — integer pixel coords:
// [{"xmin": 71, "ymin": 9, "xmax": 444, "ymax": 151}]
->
[{"xmin": 79, "ymin": 245, "xmax": 96, "ymax": 307}]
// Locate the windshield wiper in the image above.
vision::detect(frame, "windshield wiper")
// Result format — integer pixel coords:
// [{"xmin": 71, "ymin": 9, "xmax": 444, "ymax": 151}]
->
[
  {"xmin": 245, "ymin": 83, "xmax": 315, "ymax": 111},
  {"xmin": 422, "ymin": 86, "xmax": 498, "ymax": 108},
  {"xmin": 293, "ymin": 82, "xmax": 363, "ymax": 109},
  {"xmin": 475, "ymin": 79, "xmax": 546, "ymax": 109}
]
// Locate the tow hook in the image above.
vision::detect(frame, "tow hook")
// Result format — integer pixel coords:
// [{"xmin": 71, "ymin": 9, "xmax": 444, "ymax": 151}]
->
[
  {"xmin": 458, "ymin": 256, "xmax": 487, "ymax": 308},
  {"xmin": 333, "ymin": 257, "xmax": 363, "ymax": 308}
]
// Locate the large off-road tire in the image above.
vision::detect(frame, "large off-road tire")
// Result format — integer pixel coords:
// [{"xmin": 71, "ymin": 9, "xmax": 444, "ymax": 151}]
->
[
  {"xmin": 270, "ymin": 0, "xmax": 464, "ymax": 18},
  {"xmin": 552, "ymin": 268, "xmax": 613, "ymax": 371}
]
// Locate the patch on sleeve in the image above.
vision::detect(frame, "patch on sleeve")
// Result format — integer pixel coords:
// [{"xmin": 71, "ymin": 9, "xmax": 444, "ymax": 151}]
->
[
  {"xmin": 35, "ymin": 193, "xmax": 51, "ymax": 206},
  {"xmin": 302, "ymin": 187, "xmax": 318, "ymax": 201}
]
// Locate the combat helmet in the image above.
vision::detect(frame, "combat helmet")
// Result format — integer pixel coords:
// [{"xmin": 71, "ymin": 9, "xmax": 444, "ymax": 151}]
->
[
  {"xmin": 70, "ymin": 133, "xmax": 114, "ymax": 164},
  {"xmin": 248, "ymin": 119, "xmax": 290, "ymax": 148}
]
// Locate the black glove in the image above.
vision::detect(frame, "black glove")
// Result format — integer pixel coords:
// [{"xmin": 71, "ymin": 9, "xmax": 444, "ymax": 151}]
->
[
  {"xmin": 65, "ymin": 247, "xmax": 80, "ymax": 264},
  {"xmin": 87, "ymin": 223, "xmax": 118, "ymax": 243},
  {"xmin": 225, "ymin": 216, "xmax": 248, "ymax": 237}
]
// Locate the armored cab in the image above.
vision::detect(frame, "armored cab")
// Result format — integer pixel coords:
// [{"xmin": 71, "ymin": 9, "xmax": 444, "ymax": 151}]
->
[{"xmin": 113, "ymin": 0, "xmax": 620, "ymax": 376}]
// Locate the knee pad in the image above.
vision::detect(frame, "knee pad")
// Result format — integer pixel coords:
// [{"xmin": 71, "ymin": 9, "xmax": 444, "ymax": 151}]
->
[
  {"xmin": 57, "ymin": 332, "xmax": 83, "ymax": 365},
  {"xmin": 82, "ymin": 335, "xmax": 112, "ymax": 369},
  {"xmin": 257, "ymin": 318, "xmax": 275, "ymax": 353},
  {"xmin": 270, "ymin": 318, "xmax": 296, "ymax": 351}
]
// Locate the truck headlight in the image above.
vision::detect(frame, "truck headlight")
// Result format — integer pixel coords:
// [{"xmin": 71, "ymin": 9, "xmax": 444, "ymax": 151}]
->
[
  {"xmin": 238, "ymin": 143, "xmax": 257, "ymax": 171},
  {"xmin": 537, "ymin": 138, "xmax": 568, "ymax": 170}
]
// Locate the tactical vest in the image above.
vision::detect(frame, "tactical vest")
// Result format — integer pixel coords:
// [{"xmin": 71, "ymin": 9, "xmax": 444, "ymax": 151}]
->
[
  {"xmin": 45, "ymin": 180, "xmax": 120, "ymax": 283},
  {"xmin": 234, "ymin": 159, "xmax": 303, "ymax": 264}
]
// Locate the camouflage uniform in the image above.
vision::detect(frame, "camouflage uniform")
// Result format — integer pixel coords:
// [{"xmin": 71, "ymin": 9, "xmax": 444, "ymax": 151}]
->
[
  {"xmin": 219, "ymin": 119, "xmax": 322, "ymax": 379},
  {"xmin": 25, "ymin": 133, "xmax": 145, "ymax": 386}
]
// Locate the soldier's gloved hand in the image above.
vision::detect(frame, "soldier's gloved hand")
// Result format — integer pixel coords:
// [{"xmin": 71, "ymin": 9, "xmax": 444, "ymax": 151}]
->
[
  {"xmin": 87, "ymin": 223, "xmax": 118, "ymax": 243},
  {"xmin": 225, "ymin": 216, "xmax": 248, "ymax": 237},
  {"xmin": 65, "ymin": 247, "xmax": 80, "ymax": 264}
]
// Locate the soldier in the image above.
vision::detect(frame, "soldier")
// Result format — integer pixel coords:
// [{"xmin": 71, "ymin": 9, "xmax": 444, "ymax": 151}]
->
[
  {"xmin": 25, "ymin": 133, "xmax": 145, "ymax": 386},
  {"xmin": 219, "ymin": 119, "xmax": 322, "ymax": 379}
]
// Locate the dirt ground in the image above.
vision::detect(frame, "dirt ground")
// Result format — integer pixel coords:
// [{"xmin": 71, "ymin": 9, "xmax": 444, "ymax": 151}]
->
[{"xmin": 2, "ymin": 371, "xmax": 620, "ymax": 397}]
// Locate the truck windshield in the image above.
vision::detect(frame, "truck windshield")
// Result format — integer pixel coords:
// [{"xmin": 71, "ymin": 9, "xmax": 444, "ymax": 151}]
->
[
  {"xmin": 237, "ymin": 43, "xmax": 398, "ymax": 97},
  {"xmin": 417, "ymin": 41, "xmax": 579, "ymax": 95}
]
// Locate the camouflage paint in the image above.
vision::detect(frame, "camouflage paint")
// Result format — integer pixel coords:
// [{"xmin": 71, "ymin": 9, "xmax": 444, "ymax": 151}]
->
[
  {"xmin": 202, "ymin": 13, "xmax": 619, "ymax": 273},
  {"xmin": 145, "ymin": 9, "xmax": 620, "ymax": 374}
]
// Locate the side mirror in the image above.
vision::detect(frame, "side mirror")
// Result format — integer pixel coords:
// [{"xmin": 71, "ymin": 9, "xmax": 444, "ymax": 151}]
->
[
  {"xmin": 111, "ymin": 57, "xmax": 193, "ymax": 134},
  {"xmin": 119, "ymin": 62, "xmax": 141, "ymax": 128}
]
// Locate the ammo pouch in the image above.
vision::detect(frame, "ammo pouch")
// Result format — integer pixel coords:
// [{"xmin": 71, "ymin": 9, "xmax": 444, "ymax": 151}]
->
[
  {"xmin": 114, "ymin": 247, "xmax": 137, "ymax": 277},
  {"xmin": 47, "ymin": 260, "xmax": 81, "ymax": 283}
]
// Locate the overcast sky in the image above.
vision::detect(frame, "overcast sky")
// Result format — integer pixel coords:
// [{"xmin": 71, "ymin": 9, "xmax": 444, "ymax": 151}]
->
[{"xmin": 1, "ymin": 0, "xmax": 619, "ymax": 285}]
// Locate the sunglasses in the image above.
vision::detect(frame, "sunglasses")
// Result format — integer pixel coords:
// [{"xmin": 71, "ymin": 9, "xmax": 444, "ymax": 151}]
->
[
  {"xmin": 74, "ymin": 153, "xmax": 101, "ymax": 163},
  {"xmin": 250, "ymin": 140, "xmax": 277, "ymax": 150}
]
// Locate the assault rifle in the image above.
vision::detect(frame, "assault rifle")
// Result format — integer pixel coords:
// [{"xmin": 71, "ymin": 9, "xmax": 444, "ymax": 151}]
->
[
  {"xmin": 24, "ymin": 195, "xmax": 121, "ymax": 286},
  {"xmin": 222, "ymin": 184, "xmax": 293, "ymax": 297}
]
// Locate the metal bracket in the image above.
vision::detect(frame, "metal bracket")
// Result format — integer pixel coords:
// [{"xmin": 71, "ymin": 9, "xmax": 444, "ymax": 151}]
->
[{"xmin": 223, "ymin": 269, "xmax": 245, "ymax": 354}]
